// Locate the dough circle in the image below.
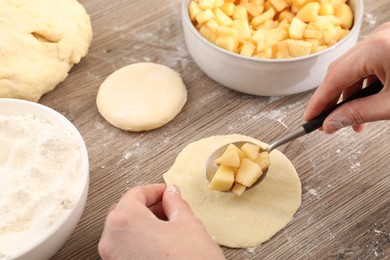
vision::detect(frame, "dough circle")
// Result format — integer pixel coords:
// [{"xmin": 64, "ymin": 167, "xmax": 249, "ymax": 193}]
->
[
  {"xmin": 96, "ymin": 63, "xmax": 187, "ymax": 132},
  {"xmin": 0, "ymin": 0, "xmax": 92, "ymax": 101},
  {"xmin": 163, "ymin": 134, "xmax": 302, "ymax": 248}
]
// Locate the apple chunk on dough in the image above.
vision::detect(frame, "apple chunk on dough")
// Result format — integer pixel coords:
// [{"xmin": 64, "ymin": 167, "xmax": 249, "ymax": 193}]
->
[
  {"xmin": 208, "ymin": 165, "xmax": 235, "ymax": 191},
  {"xmin": 235, "ymin": 158, "xmax": 263, "ymax": 187},
  {"xmin": 241, "ymin": 143, "xmax": 261, "ymax": 161},
  {"xmin": 254, "ymin": 151, "xmax": 271, "ymax": 172},
  {"xmin": 215, "ymin": 146, "xmax": 241, "ymax": 167},
  {"xmin": 232, "ymin": 183, "xmax": 247, "ymax": 196}
]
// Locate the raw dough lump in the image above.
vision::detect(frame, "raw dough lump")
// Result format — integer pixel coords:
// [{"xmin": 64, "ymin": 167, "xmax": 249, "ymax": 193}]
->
[
  {"xmin": 163, "ymin": 134, "xmax": 302, "ymax": 248},
  {"xmin": 0, "ymin": 0, "xmax": 93, "ymax": 101},
  {"xmin": 96, "ymin": 63, "xmax": 187, "ymax": 132}
]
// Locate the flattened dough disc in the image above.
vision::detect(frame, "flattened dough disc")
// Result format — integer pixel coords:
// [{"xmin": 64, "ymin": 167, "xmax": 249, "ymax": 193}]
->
[
  {"xmin": 96, "ymin": 63, "xmax": 187, "ymax": 132},
  {"xmin": 163, "ymin": 134, "xmax": 302, "ymax": 248}
]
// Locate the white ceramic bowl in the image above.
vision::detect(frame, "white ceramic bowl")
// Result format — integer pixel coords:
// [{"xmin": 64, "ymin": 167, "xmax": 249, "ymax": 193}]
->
[
  {"xmin": 0, "ymin": 98, "xmax": 89, "ymax": 260},
  {"xmin": 182, "ymin": 0, "xmax": 363, "ymax": 96}
]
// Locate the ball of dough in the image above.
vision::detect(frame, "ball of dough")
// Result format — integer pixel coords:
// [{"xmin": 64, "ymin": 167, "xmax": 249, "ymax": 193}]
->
[
  {"xmin": 163, "ymin": 134, "xmax": 302, "ymax": 248},
  {"xmin": 0, "ymin": 0, "xmax": 92, "ymax": 101},
  {"xmin": 96, "ymin": 63, "xmax": 187, "ymax": 132}
]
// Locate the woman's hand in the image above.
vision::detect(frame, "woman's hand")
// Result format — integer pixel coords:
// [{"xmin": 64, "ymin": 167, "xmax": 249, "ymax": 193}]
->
[
  {"xmin": 304, "ymin": 22, "xmax": 390, "ymax": 133},
  {"xmin": 98, "ymin": 184, "xmax": 225, "ymax": 260}
]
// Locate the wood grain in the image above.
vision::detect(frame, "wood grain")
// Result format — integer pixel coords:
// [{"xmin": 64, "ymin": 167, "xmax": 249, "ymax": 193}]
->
[{"xmin": 38, "ymin": 0, "xmax": 390, "ymax": 259}]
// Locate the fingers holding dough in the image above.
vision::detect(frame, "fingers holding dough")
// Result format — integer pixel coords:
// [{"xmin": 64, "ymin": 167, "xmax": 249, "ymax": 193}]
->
[{"xmin": 96, "ymin": 63, "xmax": 187, "ymax": 132}]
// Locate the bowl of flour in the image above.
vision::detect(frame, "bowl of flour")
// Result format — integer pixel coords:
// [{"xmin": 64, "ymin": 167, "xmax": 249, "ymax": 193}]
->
[{"xmin": 0, "ymin": 98, "xmax": 89, "ymax": 260}]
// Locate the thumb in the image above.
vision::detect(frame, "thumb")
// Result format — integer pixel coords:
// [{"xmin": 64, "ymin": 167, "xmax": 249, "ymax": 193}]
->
[
  {"xmin": 323, "ymin": 92, "xmax": 390, "ymax": 133},
  {"xmin": 162, "ymin": 185, "xmax": 196, "ymax": 222}
]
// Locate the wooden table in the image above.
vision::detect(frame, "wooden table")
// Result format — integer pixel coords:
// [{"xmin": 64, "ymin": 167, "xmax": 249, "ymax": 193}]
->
[{"xmin": 46, "ymin": 0, "xmax": 390, "ymax": 259}]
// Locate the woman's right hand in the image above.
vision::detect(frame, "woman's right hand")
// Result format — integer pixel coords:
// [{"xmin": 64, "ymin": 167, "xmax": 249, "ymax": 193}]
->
[{"xmin": 303, "ymin": 22, "xmax": 390, "ymax": 133}]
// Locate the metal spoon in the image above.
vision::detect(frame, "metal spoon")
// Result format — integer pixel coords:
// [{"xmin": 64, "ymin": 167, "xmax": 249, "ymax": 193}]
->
[{"xmin": 205, "ymin": 80, "xmax": 384, "ymax": 187}]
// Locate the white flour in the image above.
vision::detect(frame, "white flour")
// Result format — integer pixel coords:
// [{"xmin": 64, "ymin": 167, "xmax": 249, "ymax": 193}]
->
[{"xmin": 0, "ymin": 114, "xmax": 83, "ymax": 259}]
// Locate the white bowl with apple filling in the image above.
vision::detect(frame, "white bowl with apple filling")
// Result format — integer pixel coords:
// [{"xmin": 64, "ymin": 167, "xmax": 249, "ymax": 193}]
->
[{"xmin": 182, "ymin": 0, "xmax": 363, "ymax": 96}]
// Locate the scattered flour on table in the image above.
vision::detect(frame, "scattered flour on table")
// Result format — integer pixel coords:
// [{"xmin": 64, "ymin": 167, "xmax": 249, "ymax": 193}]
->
[
  {"xmin": 363, "ymin": 13, "xmax": 377, "ymax": 28},
  {"xmin": 360, "ymin": 12, "xmax": 377, "ymax": 40},
  {"xmin": 0, "ymin": 114, "xmax": 84, "ymax": 259},
  {"xmin": 228, "ymin": 99, "xmax": 304, "ymax": 131},
  {"xmin": 336, "ymin": 129, "xmax": 363, "ymax": 173},
  {"xmin": 308, "ymin": 189, "xmax": 319, "ymax": 197}
]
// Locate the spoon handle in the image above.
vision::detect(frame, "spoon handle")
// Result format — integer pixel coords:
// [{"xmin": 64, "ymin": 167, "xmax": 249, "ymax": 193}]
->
[
  {"xmin": 268, "ymin": 81, "xmax": 384, "ymax": 151},
  {"xmin": 302, "ymin": 80, "xmax": 384, "ymax": 134}
]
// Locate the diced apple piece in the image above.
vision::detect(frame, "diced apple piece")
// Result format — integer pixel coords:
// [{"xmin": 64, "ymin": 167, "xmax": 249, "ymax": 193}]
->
[
  {"xmin": 271, "ymin": 27, "xmax": 289, "ymax": 41},
  {"xmin": 251, "ymin": 29, "xmax": 266, "ymax": 42},
  {"xmin": 255, "ymin": 28, "xmax": 287, "ymax": 52},
  {"xmin": 311, "ymin": 44, "xmax": 327, "ymax": 53},
  {"xmin": 286, "ymin": 39, "xmax": 313, "ymax": 57},
  {"xmin": 335, "ymin": 27, "xmax": 350, "ymax": 41},
  {"xmin": 215, "ymin": 36, "xmax": 237, "ymax": 52},
  {"xmin": 241, "ymin": 143, "xmax": 261, "ymax": 161},
  {"xmin": 279, "ymin": 9, "xmax": 295, "ymax": 23},
  {"xmin": 291, "ymin": 3, "xmax": 301, "ymax": 15},
  {"xmin": 214, "ymin": 0, "xmax": 224, "ymax": 8},
  {"xmin": 318, "ymin": 21, "xmax": 337, "ymax": 45},
  {"xmin": 232, "ymin": 183, "xmax": 247, "ymax": 196},
  {"xmin": 215, "ymin": 145, "xmax": 241, "ymax": 167},
  {"xmin": 276, "ymin": 51, "xmax": 291, "ymax": 59},
  {"xmin": 289, "ymin": 17, "xmax": 307, "ymax": 39},
  {"xmin": 268, "ymin": 0, "xmax": 288, "ymax": 12},
  {"xmin": 208, "ymin": 165, "xmax": 235, "ymax": 191},
  {"xmin": 264, "ymin": 1, "xmax": 274, "ymax": 11},
  {"xmin": 317, "ymin": 15, "xmax": 341, "ymax": 26},
  {"xmin": 292, "ymin": 0, "xmax": 312, "ymax": 7},
  {"xmin": 189, "ymin": 1, "xmax": 204, "ymax": 22},
  {"xmin": 303, "ymin": 29, "xmax": 322, "ymax": 39},
  {"xmin": 199, "ymin": 25, "xmax": 218, "ymax": 43},
  {"xmin": 199, "ymin": 0, "xmax": 216, "ymax": 9},
  {"xmin": 233, "ymin": 5, "xmax": 248, "ymax": 20},
  {"xmin": 251, "ymin": 7, "xmax": 276, "ymax": 28},
  {"xmin": 255, "ymin": 33, "xmax": 273, "ymax": 52},
  {"xmin": 205, "ymin": 19, "xmax": 219, "ymax": 32},
  {"xmin": 256, "ymin": 47, "xmax": 273, "ymax": 59},
  {"xmin": 251, "ymin": 0, "xmax": 265, "ymax": 5},
  {"xmin": 220, "ymin": 2, "xmax": 236, "ymax": 16},
  {"xmin": 312, "ymin": 19, "xmax": 336, "ymax": 37},
  {"xmin": 243, "ymin": 3, "xmax": 264, "ymax": 17},
  {"xmin": 331, "ymin": 0, "xmax": 347, "ymax": 11},
  {"xmin": 235, "ymin": 158, "xmax": 263, "ymax": 187},
  {"xmin": 275, "ymin": 40, "xmax": 290, "ymax": 56},
  {"xmin": 305, "ymin": 38, "xmax": 321, "ymax": 48},
  {"xmin": 217, "ymin": 26, "xmax": 238, "ymax": 39},
  {"xmin": 240, "ymin": 41, "xmax": 256, "ymax": 56},
  {"xmin": 335, "ymin": 3, "xmax": 353, "ymax": 29},
  {"xmin": 296, "ymin": 2, "xmax": 320, "ymax": 22},
  {"xmin": 256, "ymin": 19, "xmax": 278, "ymax": 30},
  {"xmin": 225, "ymin": 143, "xmax": 246, "ymax": 161},
  {"xmin": 254, "ymin": 151, "xmax": 271, "ymax": 172},
  {"xmin": 233, "ymin": 19, "xmax": 251, "ymax": 41},
  {"xmin": 214, "ymin": 7, "xmax": 234, "ymax": 26},
  {"xmin": 196, "ymin": 9, "xmax": 215, "ymax": 24},
  {"xmin": 278, "ymin": 19, "xmax": 290, "ymax": 30},
  {"xmin": 319, "ymin": 3, "xmax": 334, "ymax": 16}
]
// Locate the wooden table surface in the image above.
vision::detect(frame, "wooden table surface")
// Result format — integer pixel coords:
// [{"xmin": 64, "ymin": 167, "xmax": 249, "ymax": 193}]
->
[{"xmin": 44, "ymin": 0, "xmax": 390, "ymax": 259}]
